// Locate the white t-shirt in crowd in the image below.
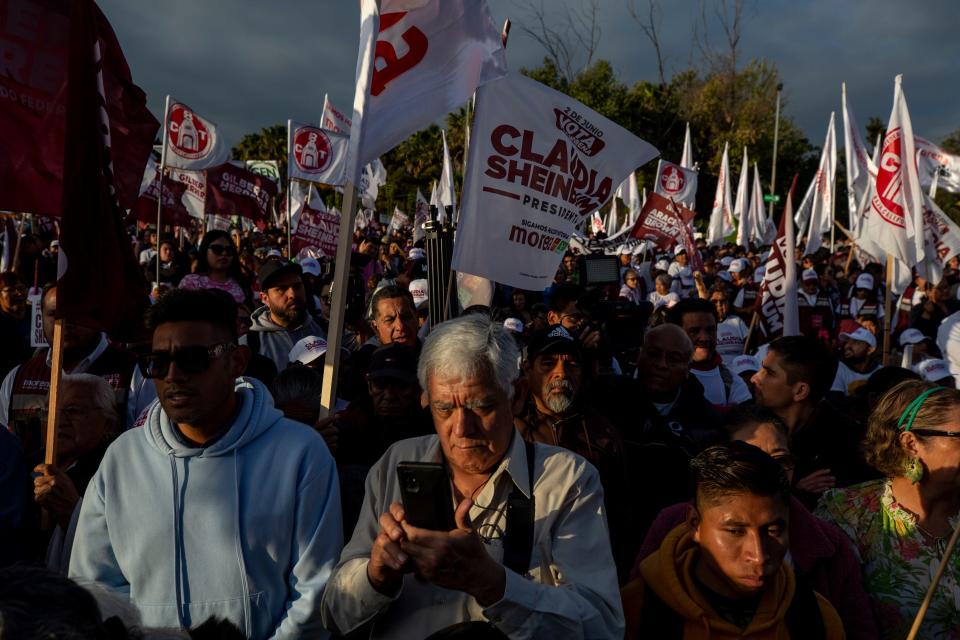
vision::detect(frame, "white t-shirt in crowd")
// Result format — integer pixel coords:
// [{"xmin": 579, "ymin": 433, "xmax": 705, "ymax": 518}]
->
[
  {"xmin": 831, "ymin": 361, "xmax": 880, "ymax": 395},
  {"xmin": 139, "ymin": 247, "xmax": 157, "ymax": 266},
  {"xmin": 716, "ymin": 316, "xmax": 750, "ymax": 366},
  {"xmin": 691, "ymin": 366, "xmax": 752, "ymax": 408}
]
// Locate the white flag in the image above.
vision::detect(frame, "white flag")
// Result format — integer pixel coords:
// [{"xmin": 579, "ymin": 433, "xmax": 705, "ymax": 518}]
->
[
  {"xmin": 414, "ymin": 188, "xmax": 429, "ymax": 242},
  {"xmin": 439, "ymin": 129, "xmax": 457, "ymax": 215},
  {"xmin": 861, "ymin": 75, "xmax": 925, "ymax": 275},
  {"xmin": 287, "ymin": 120, "xmax": 349, "ymax": 185},
  {"xmin": 707, "ymin": 142, "xmax": 734, "ymax": 245},
  {"xmin": 321, "ymin": 93, "xmax": 352, "ymax": 134},
  {"xmin": 681, "ymin": 122, "xmax": 694, "ymax": 169},
  {"xmin": 758, "ymin": 183, "xmax": 799, "ymax": 336},
  {"xmin": 916, "ymin": 136, "xmax": 960, "ymax": 194},
  {"xmin": 452, "ymin": 71, "xmax": 658, "ymax": 289},
  {"xmin": 347, "ymin": 0, "xmax": 507, "ymax": 183},
  {"xmin": 918, "ymin": 193, "xmax": 960, "ymax": 282},
  {"xmin": 388, "ymin": 206, "xmax": 408, "ymax": 234},
  {"xmin": 736, "ymin": 156, "xmax": 754, "ymax": 249},
  {"xmin": 429, "ymin": 181, "xmax": 444, "ymax": 224},
  {"xmin": 733, "ymin": 147, "xmax": 749, "ymax": 223},
  {"xmin": 615, "ymin": 171, "xmax": 640, "ymax": 225},
  {"xmin": 841, "ymin": 84, "xmax": 876, "ymax": 235},
  {"xmin": 654, "ymin": 159, "xmax": 697, "ymax": 210},
  {"xmin": 797, "ymin": 112, "xmax": 837, "ymax": 255},
  {"xmin": 162, "ymin": 98, "xmax": 230, "ymax": 170},
  {"xmin": 751, "ymin": 164, "xmax": 775, "ymax": 245}
]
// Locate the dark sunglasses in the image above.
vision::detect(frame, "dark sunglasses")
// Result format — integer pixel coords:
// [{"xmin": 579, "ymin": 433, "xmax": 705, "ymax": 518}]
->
[
  {"xmin": 138, "ymin": 343, "xmax": 235, "ymax": 379},
  {"xmin": 911, "ymin": 429, "xmax": 960, "ymax": 439},
  {"xmin": 208, "ymin": 244, "xmax": 236, "ymax": 256}
]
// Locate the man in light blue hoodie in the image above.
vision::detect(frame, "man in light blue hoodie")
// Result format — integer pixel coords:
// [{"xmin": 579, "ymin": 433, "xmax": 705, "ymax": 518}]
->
[{"xmin": 69, "ymin": 288, "xmax": 343, "ymax": 639}]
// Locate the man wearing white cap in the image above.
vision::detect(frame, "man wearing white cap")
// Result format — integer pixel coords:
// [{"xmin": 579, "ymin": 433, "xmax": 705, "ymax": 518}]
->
[
  {"xmin": 898, "ymin": 328, "xmax": 932, "ymax": 369},
  {"xmin": 836, "ymin": 273, "xmax": 883, "ymax": 336},
  {"xmin": 729, "ymin": 259, "xmax": 758, "ymax": 321},
  {"xmin": 830, "ymin": 327, "xmax": 880, "ymax": 395},
  {"xmin": 408, "ymin": 279, "xmax": 429, "ymax": 329},
  {"xmin": 797, "ymin": 268, "xmax": 835, "ymax": 341},
  {"xmin": 916, "ymin": 358, "xmax": 955, "ymax": 387},
  {"xmin": 667, "ymin": 246, "xmax": 694, "ymax": 296}
]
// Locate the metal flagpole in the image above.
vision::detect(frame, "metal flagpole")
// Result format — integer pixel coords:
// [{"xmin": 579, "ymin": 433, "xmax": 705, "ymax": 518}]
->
[
  {"xmin": 767, "ymin": 84, "xmax": 782, "ymax": 222},
  {"xmin": 156, "ymin": 95, "xmax": 170, "ymax": 287},
  {"xmin": 286, "ymin": 120, "xmax": 293, "ymax": 258}
]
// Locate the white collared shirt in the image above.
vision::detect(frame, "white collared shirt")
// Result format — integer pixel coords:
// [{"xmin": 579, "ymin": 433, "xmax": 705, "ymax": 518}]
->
[{"xmin": 321, "ymin": 431, "xmax": 624, "ymax": 639}]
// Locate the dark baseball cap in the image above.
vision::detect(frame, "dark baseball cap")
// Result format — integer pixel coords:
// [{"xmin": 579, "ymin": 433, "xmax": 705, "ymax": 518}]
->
[
  {"xmin": 367, "ymin": 343, "xmax": 418, "ymax": 384},
  {"xmin": 526, "ymin": 324, "xmax": 580, "ymax": 359},
  {"xmin": 258, "ymin": 260, "xmax": 302, "ymax": 290}
]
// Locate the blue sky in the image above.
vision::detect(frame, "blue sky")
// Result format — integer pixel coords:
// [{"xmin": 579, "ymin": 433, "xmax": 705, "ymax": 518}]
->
[{"xmin": 99, "ymin": 0, "xmax": 959, "ymax": 152}]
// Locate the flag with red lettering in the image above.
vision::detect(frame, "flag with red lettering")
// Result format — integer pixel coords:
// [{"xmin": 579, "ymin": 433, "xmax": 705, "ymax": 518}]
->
[
  {"xmin": 291, "ymin": 184, "xmax": 340, "ymax": 259},
  {"xmin": 205, "ymin": 163, "xmax": 279, "ymax": 228},
  {"xmin": 128, "ymin": 157, "xmax": 206, "ymax": 226},
  {"xmin": 347, "ymin": 0, "xmax": 507, "ymax": 183},
  {"xmin": 630, "ymin": 192, "xmax": 692, "ymax": 251},
  {"xmin": 0, "ymin": 0, "xmax": 158, "ymax": 219},
  {"xmin": 452, "ymin": 71, "xmax": 658, "ymax": 289},
  {"xmin": 916, "ymin": 136, "xmax": 960, "ymax": 194},
  {"xmin": 757, "ymin": 177, "xmax": 799, "ymax": 337},
  {"xmin": 161, "ymin": 98, "xmax": 230, "ymax": 170},
  {"xmin": 322, "ymin": 93, "xmax": 352, "ymax": 134},
  {"xmin": 860, "ymin": 76, "xmax": 925, "ymax": 274},
  {"xmin": 287, "ymin": 120, "xmax": 348, "ymax": 185},
  {"xmin": 57, "ymin": 0, "xmax": 155, "ymax": 335},
  {"xmin": 919, "ymin": 193, "xmax": 960, "ymax": 282}
]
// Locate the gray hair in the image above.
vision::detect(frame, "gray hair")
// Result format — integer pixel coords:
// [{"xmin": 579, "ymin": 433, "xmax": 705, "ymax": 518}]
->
[
  {"xmin": 270, "ymin": 365, "xmax": 322, "ymax": 409},
  {"xmin": 60, "ymin": 373, "xmax": 118, "ymax": 424},
  {"xmin": 656, "ymin": 273, "xmax": 672, "ymax": 288},
  {"xmin": 417, "ymin": 314, "xmax": 519, "ymax": 399}
]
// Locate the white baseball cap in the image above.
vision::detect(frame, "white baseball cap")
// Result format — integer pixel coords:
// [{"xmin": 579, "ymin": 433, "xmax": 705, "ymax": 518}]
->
[
  {"xmin": 503, "ymin": 317, "xmax": 524, "ymax": 333},
  {"xmin": 840, "ymin": 326, "xmax": 877, "ymax": 350},
  {"xmin": 299, "ymin": 257, "xmax": 321, "ymax": 277},
  {"xmin": 728, "ymin": 259, "xmax": 745, "ymax": 273},
  {"xmin": 730, "ymin": 355, "xmax": 759, "ymax": 376},
  {"xmin": 899, "ymin": 328, "xmax": 927, "ymax": 347},
  {"xmin": 408, "ymin": 247, "xmax": 426, "ymax": 260},
  {"xmin": 288, "ymin": 336, "xmax": 328, "ymax": 366},
  {"xmin": 720, "ymin": 256, "xmax": 734, "ymax": 267},
  {"xmin": 673, "ymin": 245, "xmax": 687, "ymax": 257},
  {"xmin": 916, "ymin": 358, "xmax": 952, "ymax": 383},
  {"xmin": 408, "ymin": 278, "xmax": 428, "ymax": 307},
  {"xmin": 266, "ymin": 249, "xmax": 282, "ymax": 258},
  {"xmin": 802, "ymin": 268, "xmax": 819, "ymax": 282},
  {"xmin": 655, "ymin": 259, "xmax": 670, "ymax": 272},
  {"xmin": 717, "ymin": 271, "xmax": 733, "ymax": 282},
  {"xmin": 855, "ymin": 273, "xmax": 874, "ymax": 290}
]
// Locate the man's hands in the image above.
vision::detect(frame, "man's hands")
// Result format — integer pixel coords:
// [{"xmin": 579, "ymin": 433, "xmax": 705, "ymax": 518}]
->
[
  {"xmin": 314, "ymin": 414, "xmax": 340, "ymax": 454},
  {"xmin": 33, "ymin": 464, "xmax": 80, "ymax": 528},
  {"xmin": 367, "ymin": 500, "xmax": 506, "ymax": 606}
]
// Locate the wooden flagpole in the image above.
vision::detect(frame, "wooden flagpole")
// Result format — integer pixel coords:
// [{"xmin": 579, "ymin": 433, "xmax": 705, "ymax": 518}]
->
[
  {"xmin": 882, "ymin": 255, "xmax": 893, "ymax": 366},
  {"xmin": 40, "ymin": 318, "xmax": 65, "ymax": 528},
  {"xmin": 906, "ymin": 522, "xmax": 960, "ymax": 639},
  {"xmin": 156, "ymin": 95, "xmax": 170, "ymax": 287}
]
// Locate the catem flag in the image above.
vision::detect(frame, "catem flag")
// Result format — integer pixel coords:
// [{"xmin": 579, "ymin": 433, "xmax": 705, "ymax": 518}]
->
[
  {"xmin": 288, "ymin": 120, "xmax": 349, "ymax": 185},
  {"xmin": 861, "ymin": 75, "xmax": 925, "ymax": 275},
  {"xmin": 57, "ymin": 0, "xmax": 155, "ymax": 336},
  {"xmin": 796, "ymin": 112, "xmax": 837, "ymax": 255},
  {"xmin": 347, "ymin": 0, "xmax": 507, "ymax": 183},
  {"xmin": 161, "ymin": 98, "xmax": 230, "ymax": 170},
  {"xmin": 0, "ymin": 0, "xmax": 158, "ymax": 218},
  {"xmin": 452, "ymin": 71, "xmax": 658, "ymax": 289},
  {"xmin": 653, "ymin": 159, "xmax": 697, "ymax": 212},
  {"xmin": 707, "ymin": 142, "xmax": 734, "ymax": 245},
  {"xmin": 757, "ymin": 177, "xmax": 799, "ymax": 338},
  {"xmin": 916, "ymin": 136, "xmax": 960, "ymax": 194}
]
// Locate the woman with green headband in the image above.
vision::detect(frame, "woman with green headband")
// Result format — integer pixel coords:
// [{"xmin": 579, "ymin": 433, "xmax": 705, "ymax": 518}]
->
[{"xmin": 815, "ymin": 380, "xmax": 960, "ymax": 639}]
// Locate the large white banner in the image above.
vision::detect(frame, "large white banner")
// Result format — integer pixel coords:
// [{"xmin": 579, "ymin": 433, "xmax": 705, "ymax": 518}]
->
[
  {"xmin": 288, "ymin": 120, "xmax": 348, "ymax": 185},
  {"xmin": 796, "ymin": 112, "xmax": 837, "ymax": 255},
  {"xmin": 452, "ymin": 72, "xmax": 658, "ymax": 289},
  {"xmin": 162, "ymin": 98, "xmax": 230, "ymax": 170},
  {"xmin": 916, "ymin": 136, "xmax": 960, "ymax": 194},
  {"xmin": 707, "ymin": 142, "xmax": 734, "ymax": 245},
  {"xmin": 654, "ymin": 159, "xmax": 697, "ymax": 212},
  {"xmin": 920, "ymin": 193, "xmax": 960, "ymax": 282},
  {"xmin": 347, "ymin": 0, "xmax": 507, "ymax": 180}
]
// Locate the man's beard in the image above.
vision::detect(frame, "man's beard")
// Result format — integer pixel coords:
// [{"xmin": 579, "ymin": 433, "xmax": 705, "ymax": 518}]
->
[
  {"xmin": 542, "ymin": 379, "xmax": 575, "ymax": 414},
  {"xmin": 272, "ymin": 303, "xmax": 304, "ymax": 326}
]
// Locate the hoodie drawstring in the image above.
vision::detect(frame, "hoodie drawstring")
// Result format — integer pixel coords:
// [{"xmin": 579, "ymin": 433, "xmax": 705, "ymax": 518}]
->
[
  {"xmin": 169, "ymin": 454, "xmax": 186, "ymax": 630},
  {"xmin": 234, "ymin": 450, "xmax": 252, "ymax": 638}
]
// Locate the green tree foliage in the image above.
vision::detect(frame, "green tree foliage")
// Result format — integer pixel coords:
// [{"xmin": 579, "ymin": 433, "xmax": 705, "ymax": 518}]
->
[{"xmin": 232, "ymin": 124, "xmax": 288, "ymax": 182}]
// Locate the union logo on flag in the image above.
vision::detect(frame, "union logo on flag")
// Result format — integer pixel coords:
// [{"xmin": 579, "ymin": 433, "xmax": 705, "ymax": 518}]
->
[{"xmin": 167, "ymin": 104, "xmax": 214, "ymax": 160}]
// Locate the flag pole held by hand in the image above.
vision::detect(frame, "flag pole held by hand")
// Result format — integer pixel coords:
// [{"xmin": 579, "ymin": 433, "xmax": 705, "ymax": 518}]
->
[
  {"xmin": 906, "ymin": 521, "xmax": 960, "ymax": 640},
  {"xmin": 41, "ymin": 318, "xmax": 65, "ymax": 529}
]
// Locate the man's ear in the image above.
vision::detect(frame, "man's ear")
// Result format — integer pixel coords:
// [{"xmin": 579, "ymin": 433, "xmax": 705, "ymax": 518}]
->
[
  {"xmin": 259, "ymin": 290, "xmax": 269, "ymax": 306},
  {"xmin": 547, "ymin": 310, "xmax": 560, "ymax": 325},
  {"xmin": 792, "ymin": 381, "xmax": 811, "ymax": 404}
]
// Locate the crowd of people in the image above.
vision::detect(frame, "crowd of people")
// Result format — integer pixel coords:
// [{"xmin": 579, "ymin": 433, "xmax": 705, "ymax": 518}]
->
[{"xmin": 1, "ymin": 215, "xmax": 959, "ymax": 640}]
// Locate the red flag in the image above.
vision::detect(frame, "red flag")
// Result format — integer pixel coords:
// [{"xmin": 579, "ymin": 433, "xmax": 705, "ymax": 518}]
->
[
  {"xmin": 756, "ymin": 176, "xmax": 800, "ymax": 337},
  {"xmin": 205, "ymin": 163, "xmax": 279, "ymax": 229},
  {"xmin": 56, "ymin": 0, "xmax": 156, "ymax": 336},
  {"xmin": 0, "ymin": 0, "xmax": 158, "ymax": 218},
  {"xmin": 629, "ymin": 192, "xmax": 695, "ymax": 250}
]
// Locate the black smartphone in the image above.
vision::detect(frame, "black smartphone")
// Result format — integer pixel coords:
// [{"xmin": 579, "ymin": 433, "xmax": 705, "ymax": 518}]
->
[{"xmin": 396, "ymin": 462, "xmax": 456, "ymax": 531}]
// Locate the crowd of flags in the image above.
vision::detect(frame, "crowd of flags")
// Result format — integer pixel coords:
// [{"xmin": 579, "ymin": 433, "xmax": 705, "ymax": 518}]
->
[{"xmin": 0, "ymin": 0, "xmax": 957, "ymax": 343}]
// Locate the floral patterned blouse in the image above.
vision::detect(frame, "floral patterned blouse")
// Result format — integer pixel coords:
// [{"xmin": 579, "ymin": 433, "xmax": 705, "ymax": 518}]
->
[
  {"xmin": 815, "ymin": 479, "xmax": 960, "ymax": 640},
  {"xmin": 178, "ymin": 273, "xmax": 247, "ymax": 304}
]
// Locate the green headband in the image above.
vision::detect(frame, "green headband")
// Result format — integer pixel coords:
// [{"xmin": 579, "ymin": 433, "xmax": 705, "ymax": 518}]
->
[{"xmin": 897, "ymin": 387, "xmax": 946, "ymax": 432}]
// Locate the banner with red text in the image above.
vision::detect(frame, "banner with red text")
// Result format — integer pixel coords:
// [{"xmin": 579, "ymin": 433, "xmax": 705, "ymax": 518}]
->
[
  {"xmin": 205, "ymin": 163, "xmax": 278, "ymax": 226},
  {"xmin": 757, "ymin": 179, "xmax": 799, "ymax": 337},
  {"xmin": 292, "ymin": 187, "xmax": 341, "ymax": 259},
  {"xmin": 129, "ymin": 157, "xmax": 206, "ymax": 226},
  {"xmin": 452, "ymin": 72, "xmax": 658, "ymax": 289}
]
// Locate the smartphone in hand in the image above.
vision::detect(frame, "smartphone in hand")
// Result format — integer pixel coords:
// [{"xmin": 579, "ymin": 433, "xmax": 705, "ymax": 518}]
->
[{"xmin": 396, "ymin": 462, "xmax": 456, "ymax": 531}]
